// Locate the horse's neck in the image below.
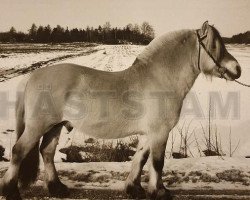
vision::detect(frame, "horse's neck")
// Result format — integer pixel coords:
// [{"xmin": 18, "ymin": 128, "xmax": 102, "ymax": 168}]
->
[
  {"xmin": 173, "ymin": 60, "xmax": 199, "ymax": 98},
  {"xmin": 131, "ymin": 30, "xmax": 200, "ymax": 98}
]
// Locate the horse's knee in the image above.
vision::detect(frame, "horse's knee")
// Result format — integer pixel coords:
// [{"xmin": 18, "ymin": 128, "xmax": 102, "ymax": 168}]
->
[
  {"xmin": 11, "ymin": 144, "xmax": 24, "ymax": 164},
  {"xmin": 40, "ymin": 144, "xmax": 55, "ymax": 164},
  {"xmin": 152, "ymin": 157, "xmax": 164, "ymax": 172},
  {"xmin": 40, "ymin": 150, "xmax": 53, "ymax": 163},
  {"xmin": 40, "ymin": 142, "xmax": 49, "ymax": 155},
  {"xmin": 139, "ymin": 148, "xmax": 150, "ymax": 164},
  {"xmin": 40, "ymin": 134, "xmax": 59, "ymax": 162},
  {"xmin": 130, "ymin": 147, "xmax": 149, "ymax": 174}
]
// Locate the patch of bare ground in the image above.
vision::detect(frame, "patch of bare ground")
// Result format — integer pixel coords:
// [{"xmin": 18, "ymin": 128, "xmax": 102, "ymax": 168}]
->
[{"xmin": 18, "ymin": 187, "xmax": 250, "ymax": 199}]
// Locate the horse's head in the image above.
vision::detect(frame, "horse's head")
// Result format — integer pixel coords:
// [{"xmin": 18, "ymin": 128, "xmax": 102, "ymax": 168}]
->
[{"xmin": 197, "ymin": 21, "xmax": 241, "ymax": 81}]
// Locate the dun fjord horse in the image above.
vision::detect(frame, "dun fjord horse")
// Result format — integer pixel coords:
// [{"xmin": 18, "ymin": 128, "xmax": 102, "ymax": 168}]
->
[{"xmin": 0, "ymin": 21, "xmax": 241, "ymax": 200}]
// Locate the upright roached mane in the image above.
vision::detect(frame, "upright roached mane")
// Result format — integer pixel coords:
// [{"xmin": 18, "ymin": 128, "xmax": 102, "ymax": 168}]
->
[{"xmin": 0, "ymin": 21, "xmax": 241, "ymax": 200}]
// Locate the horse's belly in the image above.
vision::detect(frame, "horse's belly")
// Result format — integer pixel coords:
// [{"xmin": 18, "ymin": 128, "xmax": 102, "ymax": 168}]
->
[
  {"xmin": 70, "ymin": 118, "xmax": 145, "ymax": 139},
  {"xmin": 63, "ymin": 93, "xmax": 148, "ymax": 139}
]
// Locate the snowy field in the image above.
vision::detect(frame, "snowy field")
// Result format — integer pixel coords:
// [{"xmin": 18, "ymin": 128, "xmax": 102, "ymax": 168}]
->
[{"xmin": 1, "ymin": 43, "xmax": 250, "ymax": 199}]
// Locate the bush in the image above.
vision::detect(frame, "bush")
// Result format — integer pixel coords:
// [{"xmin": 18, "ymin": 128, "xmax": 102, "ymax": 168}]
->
[
  {"xmin": 172, "ymin": 152, "xmax": 188, "ymax": 159},
  {"xmin": 203, "ymin": 149, "xmax": 222, "ymax": 157},
  {"xmin": 216, "ymin": 169, "xmax": 245, "ymax": 183},
  {"xmin": 59, "ymin": 146, "xmax": 86, "ymax": 162},
  {"xmin": 0, "ymin": 145, "xmax": 8, "ymax": 162},
  {"xmin": 59, "ymin": 139, "xmax": 136, "ymax": 162},
  {"xmin": 200, "ymin": 173, "xmax": 220, "ymax": 183}
]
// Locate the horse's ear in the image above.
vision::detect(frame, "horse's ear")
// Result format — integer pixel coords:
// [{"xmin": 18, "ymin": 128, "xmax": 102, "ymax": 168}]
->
[{"xmin": 200, "ymin": 21, "xmax": 209, "ymax": 36}]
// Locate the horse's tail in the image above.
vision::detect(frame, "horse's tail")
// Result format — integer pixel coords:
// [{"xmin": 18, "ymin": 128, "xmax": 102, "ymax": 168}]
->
[{"xmin": 15, "ymin": 79, "xmax": 40, "ymax": 188}]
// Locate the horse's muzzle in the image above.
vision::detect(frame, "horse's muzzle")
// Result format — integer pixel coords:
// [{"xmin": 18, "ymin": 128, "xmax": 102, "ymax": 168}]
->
[{"xmin": 227, "ymin": 64, "xmax": 241, "ymax": 80}]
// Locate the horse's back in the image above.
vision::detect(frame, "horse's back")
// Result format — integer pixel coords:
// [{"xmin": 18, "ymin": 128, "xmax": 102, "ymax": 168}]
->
[
  {"xmin": 28, "ymin": 63, "xmax": 86, "ymax": 83},
  {"xmin": 28, "ymin": 63, "xmax": 126, "ymax": 89}
]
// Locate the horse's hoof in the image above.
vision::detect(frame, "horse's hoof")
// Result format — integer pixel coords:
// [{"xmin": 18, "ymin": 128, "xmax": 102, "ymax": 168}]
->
[
  {"xmin": 0, "ymin": 179, "xmax": 4, "ymax": 195},
  {"xmin": 47, "ymin": 181, "xmax": 70, "ymax": 197},
  {"xmin": 125, "ymin": 182, "xmax": 146, "ymax": 199},
  {"xmin": 6, "ymin": 191, "xmax": 22, "ymax": 200},
  {"xmin": 1, "ymin": 179, "xmax": 22, "ymax": 200},
  {"xmin": 148, "ymin": 186, "xmax": 172, "ymax": 200}
]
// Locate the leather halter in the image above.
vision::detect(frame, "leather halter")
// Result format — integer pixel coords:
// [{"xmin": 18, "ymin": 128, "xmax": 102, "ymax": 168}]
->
[{"xmin": 196, "ymin": 29, "xmax": 227, "ymax": 78}]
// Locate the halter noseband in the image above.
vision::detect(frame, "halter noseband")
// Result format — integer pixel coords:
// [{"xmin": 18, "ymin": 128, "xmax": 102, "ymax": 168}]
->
[{"xmin": 196, "ymin": 29, "xmax": 227, "ymax": 78}]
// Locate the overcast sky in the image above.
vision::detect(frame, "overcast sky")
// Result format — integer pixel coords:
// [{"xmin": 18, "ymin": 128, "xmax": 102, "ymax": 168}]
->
[{"xmin": 0, "ymin": 0, "xmax": 249, "ymax": 37}]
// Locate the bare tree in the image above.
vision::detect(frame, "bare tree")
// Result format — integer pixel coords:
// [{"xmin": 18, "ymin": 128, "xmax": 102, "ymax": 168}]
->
[
  {"xmin": 194, "ymin": 131, "xmax": 203, "ymax": 157},
  {"xmin": 229, "ymin": 127, "xmax": 240, "ymax": 157},
  {"xmin": 168, "ymin": 130, "xmax": 176, "ymax": 158},
  {"xmin": 201, "ymin": 101, "xmax": 224, "ymax": 157},
  {"xmin": 173, "ymin": 120, "xmax": 195, "ymax": 159},
  {"xmin": 141, "ymin": 21, "xmax": 155, "ymax": 42}
]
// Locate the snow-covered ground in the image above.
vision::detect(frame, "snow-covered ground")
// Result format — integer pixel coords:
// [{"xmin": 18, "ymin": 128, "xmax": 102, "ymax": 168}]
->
[
  {"xmin": 1, "ymin": 43, "xmax": 250, "ymax": 199},
  {"xmin": 0, "ymin": 43, "xmax": 97, "ymax": 81},
  {"xmin": 1, "ymin": 157, "xmax": 250, "ymax": 194},
  {"xmin": 51, "ymin": 157, "xmax": 250, "ymax": 191}
]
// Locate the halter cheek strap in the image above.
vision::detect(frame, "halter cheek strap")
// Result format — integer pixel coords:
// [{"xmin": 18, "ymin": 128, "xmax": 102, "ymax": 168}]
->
[{"xmin": 196, "ymin": 29, "xmax": 227, "ymax": 78}]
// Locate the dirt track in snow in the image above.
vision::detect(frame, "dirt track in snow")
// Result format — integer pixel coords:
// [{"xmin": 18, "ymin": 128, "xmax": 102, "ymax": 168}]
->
[{"xmin": 0, "ymin": 44, "xmax": 145, "ymax": 83}]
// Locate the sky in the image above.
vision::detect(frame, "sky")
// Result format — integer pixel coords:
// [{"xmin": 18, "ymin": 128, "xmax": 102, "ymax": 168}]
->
[{"xmin": 0, "ymin": 0, "xmax": 249, "ymax": 37}]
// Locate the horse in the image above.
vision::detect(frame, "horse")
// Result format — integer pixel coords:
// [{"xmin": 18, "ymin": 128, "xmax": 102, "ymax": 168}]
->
[{"xmin": 0, "ymin": 21, "xmax": 241, "ymax": 200}]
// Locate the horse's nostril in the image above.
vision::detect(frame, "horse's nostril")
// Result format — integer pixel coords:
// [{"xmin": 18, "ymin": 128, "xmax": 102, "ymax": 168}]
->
[
  {"xmin": 231, "ymin": 65, "xmax": 241, "ymax": 79},
  {"xmin": 234, "ymin": 65, "xmax": 241, "ymax": 79}
]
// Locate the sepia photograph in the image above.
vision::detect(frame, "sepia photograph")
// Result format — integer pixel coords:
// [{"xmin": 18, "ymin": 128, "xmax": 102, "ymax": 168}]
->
[{"xmin": 0, "ymin": 0, "xmax": 250, "ymax": 199}]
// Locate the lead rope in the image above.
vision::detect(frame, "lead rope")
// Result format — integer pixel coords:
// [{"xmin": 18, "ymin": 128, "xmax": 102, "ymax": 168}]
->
[{"xmin": 234, "ymin": 79, "xmax": 250, "ymax": 87}]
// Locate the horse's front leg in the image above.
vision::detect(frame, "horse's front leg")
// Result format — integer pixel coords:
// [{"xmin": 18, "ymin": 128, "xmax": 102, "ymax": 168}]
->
[
  {"xmin": 125, "ymin": 137, "xmax": 149, "ymax": 198},
  {"xmin": 147, "ymin": 129, "xmax": 172, "ymax": 200}
]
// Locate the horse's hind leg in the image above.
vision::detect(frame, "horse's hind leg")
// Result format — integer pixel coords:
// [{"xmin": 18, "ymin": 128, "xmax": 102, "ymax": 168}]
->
[
  {"xmin": 40, "ymin": 124, "xmax": 69, "ymax": 197},
  {"xmin": 125, "ymin": 138, "xmax": 149, "ymax": 198},
  {"xmin": 0, "ymin": 125, "xmax": 44, "ymax": 200}
]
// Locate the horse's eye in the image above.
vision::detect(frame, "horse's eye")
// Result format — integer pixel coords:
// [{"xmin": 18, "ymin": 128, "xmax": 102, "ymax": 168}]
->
[
  {"xmin": 212, "ymin": 43, "xmax": 216, "ymax": 50},
  {"xmin": 212, "ymin": 41, "xmax": 217, "ymax": 50}
]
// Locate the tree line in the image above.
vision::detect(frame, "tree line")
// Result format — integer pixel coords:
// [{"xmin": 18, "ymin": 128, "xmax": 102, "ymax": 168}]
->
[
  {"xmin": 0, "ymin": 22, "xmax": 155, "ymax": 44},
  {"xmin": 223, "ymin": 31, "xmax": 250, "ymax": 44}
]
